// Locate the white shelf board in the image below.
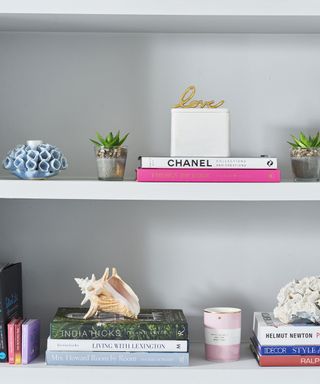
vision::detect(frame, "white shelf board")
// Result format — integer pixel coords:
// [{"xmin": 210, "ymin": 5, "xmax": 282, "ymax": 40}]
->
[
  {"xmin": 1, "ymin": 0, "xmax": 320, "ymax": 32},
  {"xmin": 1, "ymin": 343, "xmax": 319, "ymax": 384},
  {"xmin": 0, "ymin": 178, "xmax": 320, "ymax": 201}
]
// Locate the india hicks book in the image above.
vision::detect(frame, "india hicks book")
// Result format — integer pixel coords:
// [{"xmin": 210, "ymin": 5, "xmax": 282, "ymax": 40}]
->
[{"xmin": 50, "ymin": 308, "xmax": 188, "ymax": 340}]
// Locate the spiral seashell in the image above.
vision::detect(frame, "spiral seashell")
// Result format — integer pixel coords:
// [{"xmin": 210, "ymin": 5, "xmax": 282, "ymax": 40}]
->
[{"xmin": 75, "ymin": 268, "xmax": 140, "ymax": 320}]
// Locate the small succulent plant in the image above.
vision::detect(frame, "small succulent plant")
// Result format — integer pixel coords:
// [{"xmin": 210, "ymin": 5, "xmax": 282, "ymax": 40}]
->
[
  {"xmin": 90, "ymin": 131, "xmax": 129, "ymax": 149},
  {"xmin": 288, "ymin": 132, "xmax": 320, "ymax": 149},
  {"xmin": 288, "ymin": 132, "xmax": 320, "ymax": 161}
]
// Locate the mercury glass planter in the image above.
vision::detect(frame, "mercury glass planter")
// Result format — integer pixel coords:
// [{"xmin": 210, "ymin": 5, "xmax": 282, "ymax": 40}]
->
[
  {"xmin": 95, "ymin": 146, "xmax": 127, "ymax": 181},
  {"xmin": 291, "ymin": 147, "xmax": 320, "ymax": 181}
]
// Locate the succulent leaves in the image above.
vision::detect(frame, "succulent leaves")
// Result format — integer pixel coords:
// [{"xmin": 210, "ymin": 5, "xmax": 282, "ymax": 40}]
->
[
  {"xmin": 90, "ymin": 131, "xmax": 129, "ymax": 148},
  {"xmin": 288, "ymin": 131, "xmax": 320, "ymax": 149}
]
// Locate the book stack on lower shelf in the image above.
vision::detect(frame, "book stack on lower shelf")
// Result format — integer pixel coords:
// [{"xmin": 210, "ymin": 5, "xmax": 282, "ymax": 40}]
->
[
  {"xmin": 137, "ymin": 157, "xmax": 280, "ymax": 182},
  {"xmin": 46, "ymin": 307, "xmax": 189, "ymax": 366},
  {"xmin": 251, "ymin": 312, "xmax": 320, "ymax": 366}
]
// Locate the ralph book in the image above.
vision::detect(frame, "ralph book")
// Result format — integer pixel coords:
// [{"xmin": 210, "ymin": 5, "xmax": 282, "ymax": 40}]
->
[{"xmin": 50, "ymin": 308, "xmax": 188, "ymax": 340}]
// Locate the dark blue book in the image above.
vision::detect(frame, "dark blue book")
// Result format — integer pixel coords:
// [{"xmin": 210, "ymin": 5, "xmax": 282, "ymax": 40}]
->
[
  {"xmin": 0, "ymin": 263, "xmax": 23, "ymax": 362},
  {"xmin": 251, "ymin": 335, "xmax": 320, "ymax": 355}
]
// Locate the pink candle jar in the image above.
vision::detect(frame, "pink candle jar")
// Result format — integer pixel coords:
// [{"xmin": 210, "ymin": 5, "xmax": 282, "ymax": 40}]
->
[{"xmin": 204, "ymin": 307, "xmax": 241, "ymax": 362}]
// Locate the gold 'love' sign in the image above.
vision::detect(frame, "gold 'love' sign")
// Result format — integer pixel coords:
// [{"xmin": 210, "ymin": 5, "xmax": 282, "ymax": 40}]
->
[{"xmin": 173, "ymin": 85, "xmax": 224, "ymax": 109}]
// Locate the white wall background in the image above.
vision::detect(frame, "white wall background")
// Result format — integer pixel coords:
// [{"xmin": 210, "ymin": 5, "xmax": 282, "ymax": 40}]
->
[{"xmin": 0, "ymin": 32, "xmax": 320, "ymax": 341}]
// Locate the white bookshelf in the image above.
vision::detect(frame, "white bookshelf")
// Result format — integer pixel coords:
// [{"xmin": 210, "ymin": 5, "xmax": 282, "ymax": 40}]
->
[
  {"xmin": 1, "ymin": 1, "xmax": 320, "ymax": 381},
  {"xmin": 2, "ymin": 343, "xmax": 317, "ymax": 384},
  {"xmin": 1, "ymin": 0, "xmax": 320, "ymax": 33},
  {"xmin": 0, "ymin": 179, "xmax": 320, "ymax": 201}
]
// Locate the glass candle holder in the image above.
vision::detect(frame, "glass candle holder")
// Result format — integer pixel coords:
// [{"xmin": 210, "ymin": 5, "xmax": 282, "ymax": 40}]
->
[{"xmin": 204, "ymin": 307, "xmax": 241, "ymax": 362}]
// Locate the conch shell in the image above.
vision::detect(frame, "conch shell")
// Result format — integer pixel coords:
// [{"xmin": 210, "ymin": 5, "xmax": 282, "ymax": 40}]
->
[{"xmin": 75, "ymin": 268, "xmax": 140, "ymax": 320}]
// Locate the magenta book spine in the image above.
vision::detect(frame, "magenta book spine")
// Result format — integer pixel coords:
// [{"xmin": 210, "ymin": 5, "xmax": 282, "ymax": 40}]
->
[{"xmin": 136, "ymin": 168, "xmax": 281, "ymax": 183}]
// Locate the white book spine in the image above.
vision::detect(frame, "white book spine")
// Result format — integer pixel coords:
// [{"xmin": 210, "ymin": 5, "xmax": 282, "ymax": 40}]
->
[
  {"xmin": 47, "ymin": 338, "xmax": 188, "ymax": 352},
  {"xmin": 253, "ymin": 313, "xmax": 320, "ymax": 346},
  {"xmin": 140, "ymin": 157, "xmax": 277, "ymax": 169}
]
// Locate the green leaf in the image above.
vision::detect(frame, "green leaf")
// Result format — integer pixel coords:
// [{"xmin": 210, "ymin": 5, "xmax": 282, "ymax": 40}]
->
[
  {"xmin": 118, "ymin": 133, "xmax": 129, "ymax": 146},
  {"xmin": 287, "ymin": 141, "xmax": 298, "ymax": 148},
  {"xmin": 292, "ymin": 136, "xmax": 306, "ymax": 148},
  {"xmin": 96, "ymin": 132, "xmax": 106, "ymax": 146},
  {"xmin": 106, "ymin": 132, "xmax": 113, "ymax": 143},
  {"xmin": 299, "ymin": 132, "xmax": 309, "ymax": 146},
  {"xmin": 113, "ymin": 131, "xmax": 120, "ymax": 145},
  {"xmin": 90, "ymin": 139, "xmax": 102, "ymax": 146},
  {"xmin": 312, "ymin": 132, "xmax": 319, "ymax": 147}
]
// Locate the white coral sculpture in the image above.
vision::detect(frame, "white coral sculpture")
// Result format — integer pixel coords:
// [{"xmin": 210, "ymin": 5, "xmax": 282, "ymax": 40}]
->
[
  {"xmin": 75, "ymin": 267, "xmax": 140, "ymax": 320},
  {"xmin": 274, "ymin": 276, "xmax": 320, "ymax": 324}
]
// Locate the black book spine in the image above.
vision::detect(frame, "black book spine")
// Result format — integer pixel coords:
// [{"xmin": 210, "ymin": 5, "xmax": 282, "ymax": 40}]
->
[
  {"xmin": 0, "ymin": 263, "xmax": 23, "ymax": 363},
  {"xmin": 0, "ymin": 273, "xmax": 6, "ymax": 362}
]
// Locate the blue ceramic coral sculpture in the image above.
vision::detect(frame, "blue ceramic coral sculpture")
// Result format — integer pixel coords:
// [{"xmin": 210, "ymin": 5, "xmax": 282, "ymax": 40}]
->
[{"xmin": 2, "ymin": 140, "xmax": 68, "ymax": 180}]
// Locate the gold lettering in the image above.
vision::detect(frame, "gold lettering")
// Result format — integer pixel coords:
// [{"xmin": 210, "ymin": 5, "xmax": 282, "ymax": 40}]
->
[{"xmin": 173, "ymin": 85, "xmax": 224, "ymax": 109}]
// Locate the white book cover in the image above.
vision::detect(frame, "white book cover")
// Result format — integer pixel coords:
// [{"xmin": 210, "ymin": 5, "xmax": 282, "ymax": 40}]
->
[
  {"xmin": 139, "ymin": 157, "xmax": 277, "ymax": 169},
  {"xmin": 253, "ymin": 312, "xmax": 320, "ymax": 345},
  {"xmin": 47, "ymin": 338, "xmax": 188, "ymax": 352}
]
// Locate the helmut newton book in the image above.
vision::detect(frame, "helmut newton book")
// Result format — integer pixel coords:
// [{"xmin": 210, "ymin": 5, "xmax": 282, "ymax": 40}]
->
[{"xmin": 253, "ymin": 312, "xmax": 320, "ymax": 346}]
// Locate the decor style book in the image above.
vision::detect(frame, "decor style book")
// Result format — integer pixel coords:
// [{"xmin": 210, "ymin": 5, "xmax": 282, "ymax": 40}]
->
[
  {"xmin": 139, "ymin": 157, "xmax": 278, "ymax": 169},
  {"xmin": 136, "ymin": 168, "xmax": 281, "ymax": 183}
]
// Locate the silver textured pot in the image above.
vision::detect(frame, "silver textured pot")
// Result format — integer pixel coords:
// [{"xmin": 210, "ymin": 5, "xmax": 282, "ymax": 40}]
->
[
  {"xmin": 95, "ymin": 146, "xmax": 127, "ymax": 181},
  {"xmin": 291, "ymin": 148, "xmax": 320, "ymax": 181}
]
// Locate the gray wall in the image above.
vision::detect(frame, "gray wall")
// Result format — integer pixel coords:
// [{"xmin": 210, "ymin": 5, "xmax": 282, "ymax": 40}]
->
[{"xmin": 0, "ymin": 32, "xmax": 320, "ymax": 341}]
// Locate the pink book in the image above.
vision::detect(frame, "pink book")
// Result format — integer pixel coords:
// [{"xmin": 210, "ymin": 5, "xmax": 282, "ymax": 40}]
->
[
  {"xmin": 14, "ymin": 319, "xmax": 24, "ymax": 364},
  {"xmin": 7, "ymin": 319, "xmax": 19, "ymax": 364},
  {"xmin": 136, "ymin": 168, "xmax": 281, "ymax": 183}
]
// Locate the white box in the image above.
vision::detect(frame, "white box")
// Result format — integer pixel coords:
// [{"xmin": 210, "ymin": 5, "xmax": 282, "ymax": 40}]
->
[{"xmin": 171, "ymin": 108, "xmax": 230, "ymax": 157}]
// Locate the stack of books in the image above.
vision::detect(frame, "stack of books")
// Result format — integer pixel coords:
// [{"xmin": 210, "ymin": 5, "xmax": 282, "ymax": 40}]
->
[
  {"xmin": 136, "ymin": 156, "xmax": 280, "ymax": 182},
  {"xmin": 46, "ymin": 307, "xmax": 189, "ymax": 366},
  {"xmin": 251, "ymin": 312, "xmax": 320, "ymax": 366},
  {"xmin": 7, "ymin": 318, "xmax": 40, "ymax": 364}
]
